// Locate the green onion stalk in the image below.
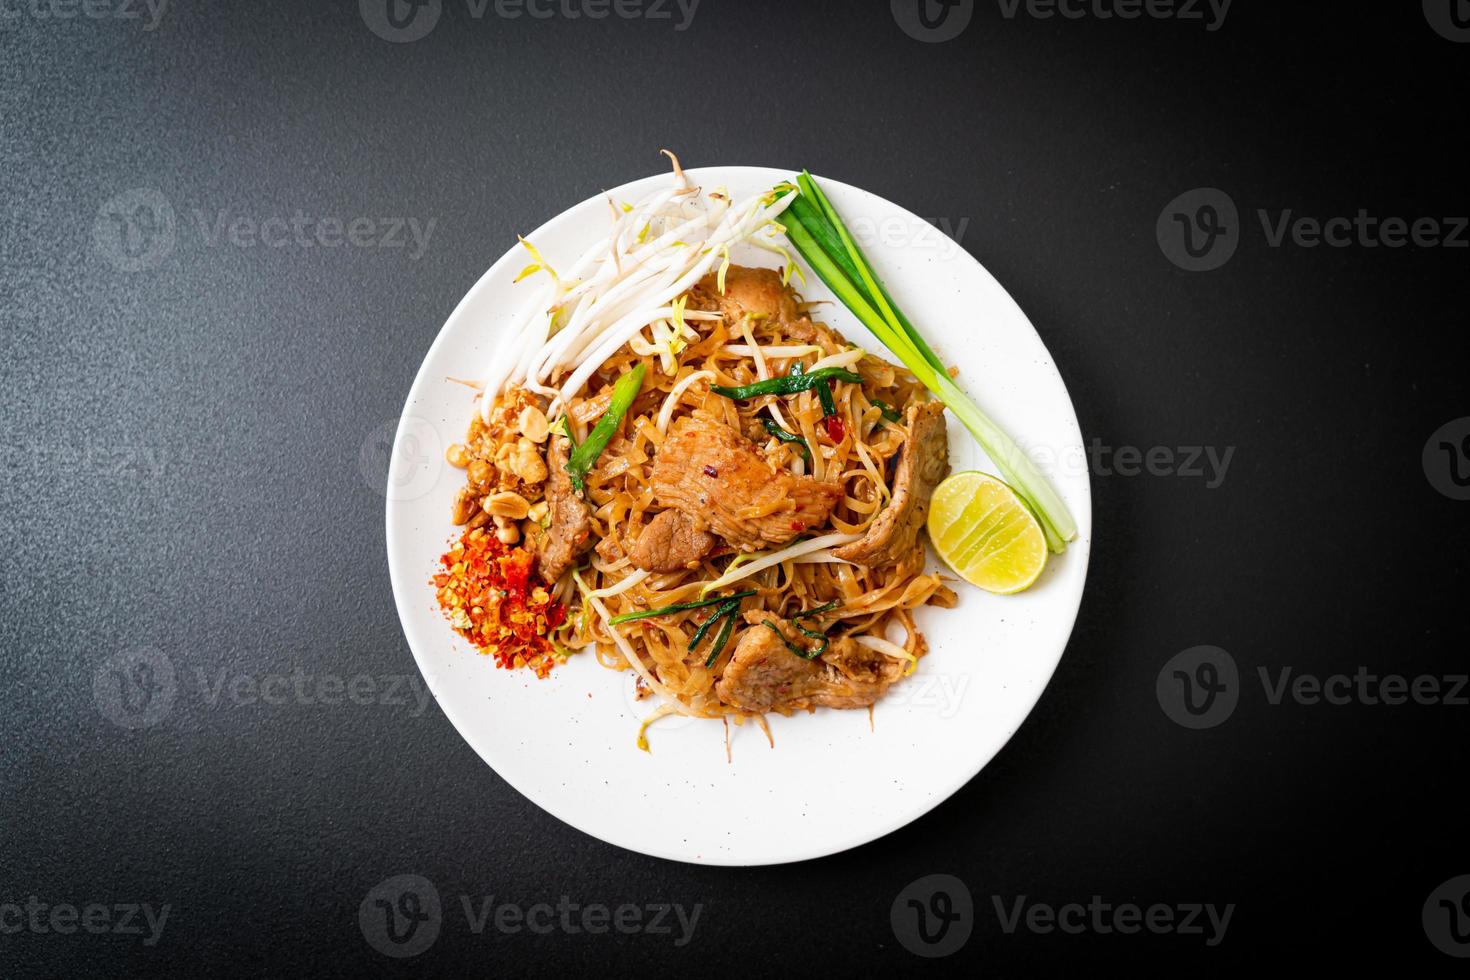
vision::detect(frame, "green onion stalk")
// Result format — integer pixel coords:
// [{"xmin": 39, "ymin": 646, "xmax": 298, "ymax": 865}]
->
[{"xmin": 775, "ymin": 172, "xmax": 1077, "ymax": 553}]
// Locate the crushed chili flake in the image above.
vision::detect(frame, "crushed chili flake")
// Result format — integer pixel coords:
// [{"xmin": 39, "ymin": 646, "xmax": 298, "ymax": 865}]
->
[
  {"xmin": 821, "ymin": 415, "xmax": 846, "ymax": 442},
  {"xmin": 433, "ymin": 528, "xmax": 567, "ymax": 678}
]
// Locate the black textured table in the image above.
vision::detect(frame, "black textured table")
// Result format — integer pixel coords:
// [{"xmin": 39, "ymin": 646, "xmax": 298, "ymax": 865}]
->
[{"xmin": 3, "ymin": 2, "xmax": 1467, "ymax": 974}]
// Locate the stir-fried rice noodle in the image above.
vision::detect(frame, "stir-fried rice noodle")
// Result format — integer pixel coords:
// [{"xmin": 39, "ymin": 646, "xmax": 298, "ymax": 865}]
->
[{"xmin": 450, "ymin": 159, "xmax": 958, "ymax": 735}]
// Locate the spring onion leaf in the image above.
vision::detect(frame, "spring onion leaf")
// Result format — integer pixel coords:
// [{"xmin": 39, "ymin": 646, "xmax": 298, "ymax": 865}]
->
[
  {"xmin": 761, "ymin": 418, "xmax": 811, "ymax": 461},
  {"xmin": 609, "ymin": 589, "xmax": 756, "ymax": 625},
  {"xmin": 705, "ymin": 606, "xmax": 740, "ymax": 668},
  {"xmin": 793, "ymin": 599, "xmax": 841, "ymax": 619},
  {"xmin": 816, "ymin": 377, "xmax": 838, "ymax": 417},
  {"xmin": 565, "ymin": 362, "xmax": 645, "ymax": 493},
  {"xmin": 870, "ymin": 399, "xmax": 902, "ymax": 423},
  {"xmin": 760, "ymin": 619, "xmax": 827, "ymax": 661},
  {"xmin": 790, "ymin": 618, "xmax": 832, "ymax": 659},
  {"xmin": 777, "ymin": 174, "xmax": 1077, "ymax": 552},
  {"xmin": 711, "ymin": 367, "xmax": 863, "ymax": 401},
  {"xmin": 688, "ymin": 598, "xmax": 740, "ymax": 652}
]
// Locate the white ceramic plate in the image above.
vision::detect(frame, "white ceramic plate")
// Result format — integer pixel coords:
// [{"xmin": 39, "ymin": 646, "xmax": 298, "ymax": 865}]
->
[{"xmin": 386, "ymin": 166, "xmax": 1091, "ymax": 866}]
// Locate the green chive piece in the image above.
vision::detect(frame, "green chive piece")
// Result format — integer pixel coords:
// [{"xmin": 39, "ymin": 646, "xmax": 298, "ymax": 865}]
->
[
  {"xmin": 710, "ymin": 367, "xmax": 863, "ymax": 401},
  {"xmin": 870, "ymin": 399, "xmax": 902, "ymax": 424},
  {"xmin": 704, "ymin": 607, "xmax": 740, "ymax": 668},
  {"xmin": 777, "ymin": 173, "xmax": 1078, "ymax": 553},
  {"xmin": 688, "ymin": 598, "xmax": 741, "ymax": 652},
  {"xmin": 565, "ymin": 362, "xmax": 645, "ymax": 493},
  {"xmin": 609, "ymin": 589, "xmax": 757, "ymax": 626},
  {"xmin": 759, "ymin": 619, "xmax": 826, "ymax": 661},
  {"xmin": 761, "ymin": 418, "xmax": 811, "ymax": 461},
  {"xmin": 793, "ymin": 599, "xmax": 841, "ymax": 619},
  {"xmin": 816, "ymin": 378, "xmax": 837, "ymax": 417}
]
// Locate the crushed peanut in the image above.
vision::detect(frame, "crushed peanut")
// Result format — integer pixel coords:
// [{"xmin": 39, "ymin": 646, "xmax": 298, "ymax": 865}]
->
[{"xmin": 517, "ymin": 404, "xmax": 550, "ymax": 443}]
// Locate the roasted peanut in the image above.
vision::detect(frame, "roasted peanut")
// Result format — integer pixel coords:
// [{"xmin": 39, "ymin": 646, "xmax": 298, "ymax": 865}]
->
[
  {"xmin": 483, "ymin": 490, "xmax": 531, "ymax": 520},
  {"xmin": 466, "ymin": 459, "xmax": 494, "ymax": 486},
  {"xmin": 445, "ymin": 443, "xmax": 470, "ymax": 468},
  {"xmin": 492, "ymin": 515, "xmax": 521, "ymax": 545},
  {"xmin": 507, "ymin": 437, "xmax": 548, "ymax": 484},
  {"xmin": 450, "ymin": 486, "xmax": 477, "ymax": 525},
  {"xmin": 517, "ymin": 404, "xmax": 550, "ymax": 443}
]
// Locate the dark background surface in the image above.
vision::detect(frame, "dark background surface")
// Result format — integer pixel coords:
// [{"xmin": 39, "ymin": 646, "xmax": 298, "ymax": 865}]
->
[{"xmin": 3, "ymin": 0, "xmax": 1467, "ymax": 974}]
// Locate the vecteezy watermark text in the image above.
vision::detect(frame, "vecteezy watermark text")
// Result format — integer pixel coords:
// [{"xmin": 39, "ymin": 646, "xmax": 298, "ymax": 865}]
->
[
  {"xmin": 0, "ymin": 899, "xmax": 170, "ymax": 946},
  {"xmin": 890, "ymin": 875, "xmax": 1233, "ymax": 956},
  {"xmin": 995, "ymin": 0, "xmax": 1232, "ymax": 32},
  {"xmin": 1158, "ymin": 646, "xmax": 1470, "ymax": 729},
  {"xmin": 93, "ymin": 189, "xmax": 437, "ymax": 271},
  {"xmin": 195, "ymin": 668, "xmax": 434, "ymax": 717},
  {"xmin": 193, "ymin": 209, "xmax": 435, "ymax": 259},
  {"xmin": 92, "ymin": 648, "xmax": 436, "ymax": 728},
  {"xmin": 358, "ymin": 875, "xmax": 700, "ymax": 958},
  {"xmin": 892, "ymin": 0, "xmax": 1229, "ymax": 43},
  {"xmin": 1017, "ymin": 439, "xmax": 1235, "ymax": 488},
  {"xmin": 993, "ymin": 895, "xmax": 1234, "ymax": 946},
  {"xmin": 1158, "ymin": 188, "xmax": 1469, "ymax": 271},
  {"xmin": 359, "ymin": 0, "xmax": 700, "ymax": 43},
  {"xmin": 0, "ymin": 0, "xmax": 168, "ymax": 30}
]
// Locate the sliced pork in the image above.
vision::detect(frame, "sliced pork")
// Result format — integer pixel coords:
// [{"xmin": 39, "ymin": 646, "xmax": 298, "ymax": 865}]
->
[
  {"xmin": 628, "ymin": 509, "xmax": 717, "ymax": 572},
  {"xmin": 649, "ymin": 415, "xmax": 843, "ymax": 552},
  {"xmin": 714, "ymin": 611, "xmax": 905, "ymax": 712},
  {"xmin": 833, "ymin": 401, "xmax": 948, "ymax": 567},
  {"xmin": 536, "ymin": 433, "xmax": 594, "ymax": 583}
]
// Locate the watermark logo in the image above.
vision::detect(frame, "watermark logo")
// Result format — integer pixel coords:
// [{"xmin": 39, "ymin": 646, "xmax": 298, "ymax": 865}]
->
[
  {"xmin": 0, "ymin": 899, "xmax": 170, "ymax": 945},
  {"xmin": 361, "ymin": 416, "xmax": 445, "ymax": 501},
  {"xmin": 892, "ymin": 0, "xmax": 974, "ymax": 43},
  {"xmin": 360, "ymin": 0, "xmax": 442, "ymax": 42},
  {"xmin": 849, "ymin": 214, "xmax": 971, "ymax": 261},
  {"xmin": 94, "ymin": 190, "xmax": 437, "ymax": 267},
  {"xmin": 1161, "ymin": 651, "xmax": 1468, "ymax": 727},
  {"xmin": 194, "ymin": 668, "xmax": 434, "ymax": 717},
  {"xmin": 0, "ymin": 0, "xmax": 169, "ymax": 30},
  {"xmin": 891, "ymin": 874, "xmax": 973, "ymax": 957},
  {"xmin": 359, "ymin": 878, "xmax": 701, "ymax": 955},
  {"xmin": 1423, "ymin": 417, "xmax": 1470, "ymax": 501},
  {"xmin": 993, "ymin": 895, "xmax": 1234, "ymax": 946},
  {"xmin": 93, "ymin": 188, "xmax": 176, "ymax": 272},
  {"xmin": 360, "ymin": 875, "xmax": 442, "ymax": 958},
  {"xmin": 93, "ymin": 647, "xmax": 177, "ymax": 729},
  {"xmin": 1425, "ymin": 875, "xmax": 1470, "ymax": 957},
  {"xmin": 1161, "ymin": 189, "xmax": 1468, "ymax": 272},
  {"xmin": 361, "ymin": 0, "xmax": 700, "ymax": 42},
  {"xmin": 1156, "ymin": 645, "xmax": 1238, "ymax": 730},
  {"xmin": 1157, "ymin": 188, "xmax": 1238, "ymax": 272},
  {"xmin": 1424, "ymin": 0, "xmax": 1470, "ymax": 42},
  {"xmin": 996, "ymin": 0, "xmax": 1232, "ymax": 31}
]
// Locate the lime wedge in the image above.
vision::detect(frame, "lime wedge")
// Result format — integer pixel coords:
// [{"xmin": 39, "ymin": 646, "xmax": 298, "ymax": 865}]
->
[{"xmin": 927, "ymin": 472, "xmax": 1047, "ymax": 595}]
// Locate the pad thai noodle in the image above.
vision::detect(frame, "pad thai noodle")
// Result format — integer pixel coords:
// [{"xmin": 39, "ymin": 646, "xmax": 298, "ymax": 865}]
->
[{"xmin": 436, "ymin": 153, "xmax": 963, "ymax": 742}]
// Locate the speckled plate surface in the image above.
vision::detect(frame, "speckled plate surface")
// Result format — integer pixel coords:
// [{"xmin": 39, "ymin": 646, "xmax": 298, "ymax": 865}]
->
[{"xmin": 386, "ymin": 166, "xmax": 1091, "ymax": 866}]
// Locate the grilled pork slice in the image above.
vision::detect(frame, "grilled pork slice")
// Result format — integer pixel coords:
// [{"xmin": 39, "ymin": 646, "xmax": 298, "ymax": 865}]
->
[
  {"xmin": 628, "ymin": 509, "xmax": 717, "ymax": 572},
  {"xmin": 536, "ymin": 433, "xmax": 594, "ymax": 583},
  {"xmin": 650, "ymin": 415, "xmax": 843, "ymax": 552},
  {"xmin": 695, "ymin": 265, "xmax": 799, "ymax": 326},
  {"xmin": 694, "ymin": 265, "xmax": 847, "ymax": 351},
  {"xmin": 833, "ymin": 401, "xmax": 949, "ymax": 568},
  {"xmin": 714, "ymin": 612, "xmax": 905, "ymax": 712}
]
